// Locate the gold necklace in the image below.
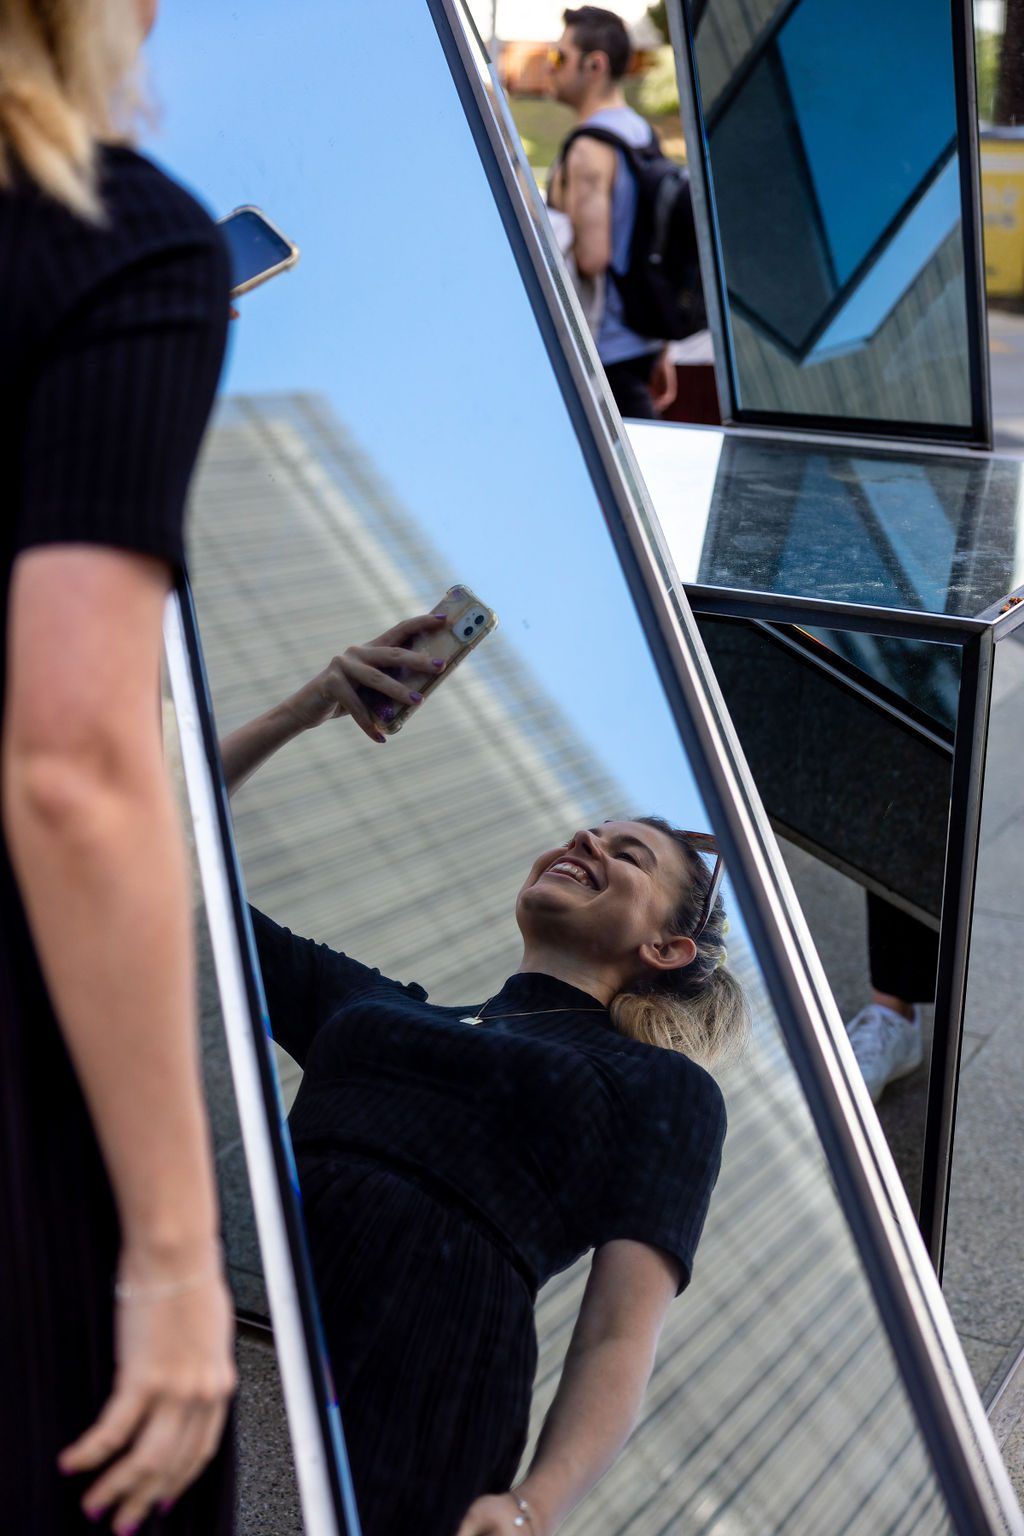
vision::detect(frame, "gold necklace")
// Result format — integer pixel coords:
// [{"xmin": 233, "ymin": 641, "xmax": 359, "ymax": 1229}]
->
[{"xmin": 459, "ymin": 1000, "xmax": 608, "ymax": 1027}]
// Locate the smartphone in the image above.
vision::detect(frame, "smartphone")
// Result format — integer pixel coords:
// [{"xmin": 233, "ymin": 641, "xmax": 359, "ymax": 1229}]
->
[
  {"xmin": 374, "ymin": 585, "xmax": 499, "ymax": 735},
  {"xmin": 217, "ymin": 205, "xmax": 299, "ymax": 298}
]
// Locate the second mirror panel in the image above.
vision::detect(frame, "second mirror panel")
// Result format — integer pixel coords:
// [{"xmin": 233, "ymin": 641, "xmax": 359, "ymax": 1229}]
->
[
  {"xmin": 694, "ymin": 614, "xmax": 960, "ymax": 1206},
  {"xmin": 683, "ymin": 0, "xmax": 979, "ymax": 431}
]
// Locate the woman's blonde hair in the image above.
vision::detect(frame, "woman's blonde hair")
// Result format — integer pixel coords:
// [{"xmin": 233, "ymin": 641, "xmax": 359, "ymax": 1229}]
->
[
  {"xmin": 610, "ymin": 816, "xmax": 751, "ymax": 1073},
  {"xmin": 0, "ymin": 0, "xmax": 145, "ymax": 221}
]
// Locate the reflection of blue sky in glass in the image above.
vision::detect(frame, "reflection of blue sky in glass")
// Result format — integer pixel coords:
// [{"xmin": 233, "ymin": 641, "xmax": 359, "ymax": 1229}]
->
[
  {"xmin": 779, "ymin": 0, "xmax": 955, "ymax": 287},
  {"xmin": 809, "ymin": 158, "xmax": 960, "ymax": 360},
  {"xmin": 146, "ymin": 1, "xmax": 710, "ymax": 834}
]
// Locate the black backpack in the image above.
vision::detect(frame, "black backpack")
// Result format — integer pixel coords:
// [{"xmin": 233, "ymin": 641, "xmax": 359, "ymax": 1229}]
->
[{"xmin": 556, "ymin": 124, "xmax": 706, "ymax": 342}]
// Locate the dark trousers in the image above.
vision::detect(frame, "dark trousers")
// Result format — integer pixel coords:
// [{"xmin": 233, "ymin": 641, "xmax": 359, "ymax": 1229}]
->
[
  {"xmin": 604, "ymin": 351, "xmax": 659, "ymax": 420},
  {"xmin": 867, "ymin": 892, "xmax": 939, "ymax": 1004}
]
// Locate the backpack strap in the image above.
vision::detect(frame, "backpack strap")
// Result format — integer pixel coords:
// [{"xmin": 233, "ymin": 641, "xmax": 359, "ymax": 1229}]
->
[{"xmin": 557, "ymin": 123, "xmax": 660, "ymax": 178}]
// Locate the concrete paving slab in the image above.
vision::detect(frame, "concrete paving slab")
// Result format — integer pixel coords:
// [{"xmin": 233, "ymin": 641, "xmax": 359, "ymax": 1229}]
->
[
  {"xmin": 217, "ymin": 1139, "xmax": 270, "ymax": 1319},
  {"xmin": 960, "ymin": 911, "xmax": 1024, "ymax": 1049},
  {"xmin": 235, "ymin": 1330, "xmax": 303, "ymax": 1534},
  {"xmin": 961, "ymin": 1029, "xmax": 992, "ymax": 1067},
  {"xmin": 959, "ymin": 1335, "xmax": 1016, "ymax": 1401},
  {"xmin": 998, "ymin": 1415, "xmax": 1024, "ymax": 1510},
  {"xmin": 944, "ymin": 1030, "xmax": 1024, "ymax": 1350},
  {"xmin": 972, "ymin": 812, "xmax": 1024, "ymax": 922}
]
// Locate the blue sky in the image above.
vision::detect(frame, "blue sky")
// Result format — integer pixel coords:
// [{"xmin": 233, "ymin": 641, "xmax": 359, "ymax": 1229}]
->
[{"xmin": 147, "ymin": 0, "xmax": 715, "ymax": 841}]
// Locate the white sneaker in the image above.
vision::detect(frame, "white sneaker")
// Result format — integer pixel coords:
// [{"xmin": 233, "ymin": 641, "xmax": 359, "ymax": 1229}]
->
[{"xmin": 845, "ymin": 1004, "xmax": 923, "ymax": 1104}]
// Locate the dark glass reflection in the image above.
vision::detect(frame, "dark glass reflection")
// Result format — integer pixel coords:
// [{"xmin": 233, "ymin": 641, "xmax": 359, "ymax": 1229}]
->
[
  {"xmin": 687, "ymin": 0, "xmax": 975, "ymax": 426},
  {"xmin": 803, "ymin": 629, "xmax": 960, "ymax": 737},
  {"xmin": 629, "ymin": 423, "xmax": 1024, "ymax": 620},
  {"xmin": 695, "ymin": 617, "xmax": 959, "ymax": 1206}
]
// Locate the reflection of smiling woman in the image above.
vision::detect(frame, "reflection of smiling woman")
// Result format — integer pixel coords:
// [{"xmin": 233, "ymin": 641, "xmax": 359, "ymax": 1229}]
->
[{"xmin": 220, "ymin": 612, "xmax": 749, "ymax": 1536}]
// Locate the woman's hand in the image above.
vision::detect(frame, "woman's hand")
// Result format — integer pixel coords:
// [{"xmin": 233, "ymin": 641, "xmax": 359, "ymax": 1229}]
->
[
  {"xmin": 282, "ymin": 612, "xmax": 449, "ymax": 743},
  {"xmin": 456, "ymin": 1492, "xmax": 549, "ymax": 1536},
  {"xmin": 58, "ymin": 1252, "xmax": 236, "ymax": 1534}
]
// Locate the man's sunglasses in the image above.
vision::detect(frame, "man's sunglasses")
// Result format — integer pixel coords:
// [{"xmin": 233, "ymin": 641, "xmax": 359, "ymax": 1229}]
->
[
  {"xmin": 547, "ymin": 47, "xmax": 568, "ymax": 67},
  {"xmin": 682, "ymin": 832, "xmax": 724, "ymax": 939}
]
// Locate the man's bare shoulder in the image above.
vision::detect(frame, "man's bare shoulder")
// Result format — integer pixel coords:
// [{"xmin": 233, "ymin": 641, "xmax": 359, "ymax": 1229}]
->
[{"xmin": 564, "ymin": 133, "xmax": 618, "ymax": 184}]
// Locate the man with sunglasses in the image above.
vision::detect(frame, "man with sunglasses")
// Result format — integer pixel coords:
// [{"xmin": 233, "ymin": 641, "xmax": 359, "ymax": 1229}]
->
[{"xmin": 547, "ymin": 6, "xmax": 677, "ymax": 420}]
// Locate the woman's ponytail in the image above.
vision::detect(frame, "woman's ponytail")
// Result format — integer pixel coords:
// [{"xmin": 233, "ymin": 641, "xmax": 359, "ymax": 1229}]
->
[{"xmin": 610, "ymin": 817, "xmax": 751, "ymax": 1073}]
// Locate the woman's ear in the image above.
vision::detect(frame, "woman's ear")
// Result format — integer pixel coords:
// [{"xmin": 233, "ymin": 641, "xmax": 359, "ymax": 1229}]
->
[{"xmin": 636, "ymin": 933, "xmax": 697, "ymax": 975}]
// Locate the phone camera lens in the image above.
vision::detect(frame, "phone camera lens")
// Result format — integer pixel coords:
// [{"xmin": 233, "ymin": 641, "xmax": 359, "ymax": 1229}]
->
[
  {"xmin": 475, "ymin": 615, "xmax": 484, "ymax": 626},
  {"xmin": 463, "ymin": 626, "xmax": 473, "ymax": 637}
]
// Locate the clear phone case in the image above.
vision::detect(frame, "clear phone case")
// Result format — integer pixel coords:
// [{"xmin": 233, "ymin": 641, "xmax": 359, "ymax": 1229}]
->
[{"xmin": 375, "ymin": 585, "xmax": 498, "ymax": 735}]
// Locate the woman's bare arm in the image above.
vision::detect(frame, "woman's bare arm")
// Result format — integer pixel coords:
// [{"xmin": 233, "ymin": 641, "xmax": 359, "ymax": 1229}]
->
[
  {"xmin": 218, "ymin": 695, "xmax": 318, "ymax": 797},
  {"xmin": 457, "ymin": 1239, "xmax": 678, "ymax": 1536},
  {"xmin": 218, "ymin": 612, "xmax": 448, "ymax": 797},
  {"xmin": 2, "ymin": 547, "xmax": 235, "ymax": 1529}
]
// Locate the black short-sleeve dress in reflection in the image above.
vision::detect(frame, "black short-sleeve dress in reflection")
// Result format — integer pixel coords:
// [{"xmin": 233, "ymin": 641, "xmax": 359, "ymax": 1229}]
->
[
  {"xmin": 0, "ymin": 149, "xmax": 230, "ymax": 1531},
  {"xmin": 251, "ymin": 906, "xmax": 727, "ymax": 1536}
]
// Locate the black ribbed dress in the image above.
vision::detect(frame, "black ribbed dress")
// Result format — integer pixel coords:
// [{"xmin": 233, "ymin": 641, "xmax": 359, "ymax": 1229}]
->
[
  {"xmin": 251, "ymin": 906, "xmax": 728, "ymax": 1536},
  {"xmin": 0, "ymin": 148, "xmax": 231, "ymax": 1531}
]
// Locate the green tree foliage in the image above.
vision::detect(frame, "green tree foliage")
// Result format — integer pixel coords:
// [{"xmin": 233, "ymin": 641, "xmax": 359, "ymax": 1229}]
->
[
  {"xmin": 977, "ymin": 28, "xmax": 1000, "ymax": 122},
  {"xmin": 646, "ymin": 1, "xmax": 668, "ymax": 35},
  {"xmin": 634, "ymin": 45, "xmax": 680, "ymax": 116}
]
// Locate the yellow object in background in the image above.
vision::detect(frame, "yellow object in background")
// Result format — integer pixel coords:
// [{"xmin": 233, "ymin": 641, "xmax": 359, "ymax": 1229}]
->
[{"xmin": 981, "ymin": 128, "xmax": 1024, "ymax": 297}]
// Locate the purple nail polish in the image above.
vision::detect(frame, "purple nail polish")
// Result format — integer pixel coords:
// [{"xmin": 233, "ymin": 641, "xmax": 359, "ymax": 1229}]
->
[
  {"xmin": 409, "ymin": 691, "xmax": 423, "ymax": 703},
  {"xmin": 431, "ymin": 611, "xmax": 447, "ymax": 619},
  {"xmin": 158, "ymin": 1499, "xmax": 176, "ymax": 1515},
  {"xmin": 431, "ymin": 658, "xmax": 445, "ymax": 670},
  {"xmin": 374, "ymin": 731, "xmax": 387, "ymax": 744}
]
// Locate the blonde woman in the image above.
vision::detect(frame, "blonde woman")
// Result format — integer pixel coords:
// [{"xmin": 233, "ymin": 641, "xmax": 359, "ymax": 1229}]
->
[
  {"xmin": 219, "ymin": 618, "xmax": 749, "ymax": 1536},
  {"xmin": 0, "ymin": 3, "xmax": 235, "ymax": 1533}
]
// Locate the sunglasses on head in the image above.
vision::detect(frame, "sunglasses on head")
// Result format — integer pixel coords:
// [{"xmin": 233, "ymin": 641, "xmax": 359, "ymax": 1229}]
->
[{"xmin": 680, "ymin": 831, "xmax": 724, "ymax": 939}]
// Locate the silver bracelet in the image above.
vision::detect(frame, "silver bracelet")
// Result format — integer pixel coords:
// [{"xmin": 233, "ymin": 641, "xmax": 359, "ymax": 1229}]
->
[
  {"xmin": 114, "ymin": 1255, "xmax": 220, "ymax": 1304},
  {"xmin": 510, "ymin": 1493, "xmax": 536, "ymax": 1532}
]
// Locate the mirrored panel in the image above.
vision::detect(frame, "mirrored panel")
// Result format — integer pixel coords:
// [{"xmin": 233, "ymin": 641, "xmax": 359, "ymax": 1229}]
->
[
  {"xmin": 629, "ymin": 422, "xmax": 1024, "ymax": 619},
  {"xmin": 945, "ymin": 627, "xmax": 1024, "ymax": 1402},
  {"xmin": 151, "ymin": 2, "xmax": 1004, "ymax": 1531},
  {"xmin": 693, "ymin": 617, "xmax": 958, "ymax": 1204},
  {"xmin": 677, "ymin": 0, "xmax": 985, "ymax": 437}
]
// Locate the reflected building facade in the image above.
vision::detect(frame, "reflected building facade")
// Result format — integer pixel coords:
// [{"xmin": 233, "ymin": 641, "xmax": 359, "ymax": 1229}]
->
[{"xmin": 184, "ymin": 393, "xmax": 946, "ymax": 1533}]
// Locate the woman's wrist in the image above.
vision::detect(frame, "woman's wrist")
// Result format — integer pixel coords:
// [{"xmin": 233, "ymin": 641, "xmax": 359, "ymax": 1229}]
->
[
  {"xmin": 119, "ymin": 1220, "xmax": 222, "ymax": 1279},
  {"xmin": 115, "ymin": 1243, "xmax": 223, "ymax": 1302},
  {"xmin": 511, "ymin": 1483, "xmax": 555, "ymax": 1536},
  {"xmin": 273, "ymin": 692, "xmax": 320, "ymax": 736}
]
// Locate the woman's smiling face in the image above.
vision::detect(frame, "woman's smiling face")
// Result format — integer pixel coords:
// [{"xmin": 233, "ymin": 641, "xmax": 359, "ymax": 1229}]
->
[{"xmin": 516, "ymin": 821, "xmax": 696, "ymax": 980}]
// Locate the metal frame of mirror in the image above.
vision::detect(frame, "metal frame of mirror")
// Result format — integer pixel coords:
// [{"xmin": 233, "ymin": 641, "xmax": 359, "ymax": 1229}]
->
[
  {"xmin": 668, "ymin": 0, "xmax": 991, "ymax": 445},
  {"xmin": 157, "ymin": 1, "xmax": 1022, "ymax": 1531}
]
